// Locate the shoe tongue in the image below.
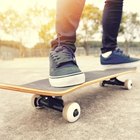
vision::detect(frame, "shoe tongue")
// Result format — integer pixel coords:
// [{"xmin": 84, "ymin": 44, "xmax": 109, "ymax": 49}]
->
[{"xmin": 52, "ymin": 46, "xmax": 76, "ymax": 67}]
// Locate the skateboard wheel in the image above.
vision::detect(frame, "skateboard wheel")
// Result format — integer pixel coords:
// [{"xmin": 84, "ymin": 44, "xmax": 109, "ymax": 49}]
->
[
  {"xmin": 62, "ymin": 102, "xmax": 81, "ymax": 123},
  {"xmin": 124, "ymin": 79, "xmax": 133, "ymax": 90},
  {"xmin": 31, "ymin": 95, "xmax": 43, "ymax": 109}
]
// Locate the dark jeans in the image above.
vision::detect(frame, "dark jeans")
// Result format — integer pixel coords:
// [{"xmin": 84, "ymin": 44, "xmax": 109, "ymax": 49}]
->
[{"xmin": 51, "ymin": 0, "xmax": 123, "ymax": 53}]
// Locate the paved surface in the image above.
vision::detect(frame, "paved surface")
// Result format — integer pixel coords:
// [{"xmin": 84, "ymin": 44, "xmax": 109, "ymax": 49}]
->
[{"xmin": 0, "ymin": 56, "xmax": 140, "ymax": 140}]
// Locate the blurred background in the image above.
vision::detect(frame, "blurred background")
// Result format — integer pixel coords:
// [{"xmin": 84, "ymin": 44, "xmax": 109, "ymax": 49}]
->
[{"xmin": 0, "ymin": 0, "xmax": 140, "ymax": 60}]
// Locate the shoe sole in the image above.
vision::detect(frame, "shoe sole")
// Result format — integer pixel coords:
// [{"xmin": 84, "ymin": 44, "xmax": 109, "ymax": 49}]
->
[
  {"xmin": 101, "ymin": 60, "xmax": 140, "ymax": 70},
  {"xmin": 49, "ymin": 72, "xmax": 85, "ymax": 87}
]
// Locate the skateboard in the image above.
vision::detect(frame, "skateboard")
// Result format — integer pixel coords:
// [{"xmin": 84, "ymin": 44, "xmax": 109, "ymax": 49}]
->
[{"xmin": 0, "ymin": 68, "xmax": 136, "ymax": 122}]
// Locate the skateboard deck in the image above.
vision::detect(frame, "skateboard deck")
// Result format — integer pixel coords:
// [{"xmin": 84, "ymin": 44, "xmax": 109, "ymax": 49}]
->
[
  {"xmin": 0, "ymin": 68, "xmax": 136, "ymax": 96},
  {"xmin": 0, "ymin": 68, "xmax": 136, "ymax": 122}
]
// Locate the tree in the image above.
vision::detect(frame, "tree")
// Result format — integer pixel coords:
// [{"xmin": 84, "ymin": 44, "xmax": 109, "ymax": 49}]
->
[
  {"xmin": 119, "ymin": 12, "xmax": 140, "ymax": 53},
  {"xmin": 38, "ymin": 9, "xmax": 55, "ymax": 48},
  {"xmin": 77, "ymin": 4, "xmax": 102, "ymax": 55},
  {"xmin": 0, "ymin": 6, "xmax": 55, "ymax": 56},
  {"xmin": 0, "ymin": 9, "xmax": 29, "ymax": 57},
  {"xmin": 0, "ymin": 9, "xmax": 28, "ymax": 37}
]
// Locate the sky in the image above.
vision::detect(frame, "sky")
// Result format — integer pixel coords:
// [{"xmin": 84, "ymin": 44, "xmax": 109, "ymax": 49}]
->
[
  {"xmin": 0, "ymin": 0, "xmax": 140, "ymax": 47},
  {"xmin": 0, "ymin": 0, "xmax": 139, "ymax": 14},
  {"xmin": 89, "ymin": 0, "xmax": 140, "ymax": 14}
]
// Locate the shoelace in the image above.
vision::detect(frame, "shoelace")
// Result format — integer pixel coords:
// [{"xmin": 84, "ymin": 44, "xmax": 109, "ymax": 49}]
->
[
  {"xmin": 115, "ymin": 48, "xmax": 129, "ymax": 58},
  {"xmin": 50, "ymin": 46, "xmax": 75, "ymax": 67}
]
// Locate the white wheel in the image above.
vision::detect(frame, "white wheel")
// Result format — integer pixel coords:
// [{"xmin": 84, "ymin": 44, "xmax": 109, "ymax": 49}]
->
[
  {"xmin": 124, "ymin": 79, "xmax": 133, "ymax": 90},
  {"xmin": 31, "ymin": 95, "xmax": 43, "ymax": 109},
  {"xmin": 62, "ymin": 102, "xmax": 81, "ymax": 123}
]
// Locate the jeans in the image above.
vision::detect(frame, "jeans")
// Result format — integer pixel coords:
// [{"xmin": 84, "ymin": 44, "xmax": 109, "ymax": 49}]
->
[{"xmin": 51, "ymin": 0, "xmax": 123, "ymax": 53}]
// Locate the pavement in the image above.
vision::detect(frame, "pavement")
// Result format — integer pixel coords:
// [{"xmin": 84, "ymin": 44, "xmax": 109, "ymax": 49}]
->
[{"xmin": 0, "ymin": 56, "xmax": 140, "ymax": 140}]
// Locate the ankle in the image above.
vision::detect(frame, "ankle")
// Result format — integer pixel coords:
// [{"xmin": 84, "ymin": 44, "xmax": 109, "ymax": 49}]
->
[{"xmin": 102, "ymin": 51, "xmax": 112, "ymax": 58}]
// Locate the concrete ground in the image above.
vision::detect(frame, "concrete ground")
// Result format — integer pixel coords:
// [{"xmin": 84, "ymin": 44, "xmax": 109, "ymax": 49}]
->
[{"xmin": 0, "ymin": 56, "xmax": 140, "ymax": 140}]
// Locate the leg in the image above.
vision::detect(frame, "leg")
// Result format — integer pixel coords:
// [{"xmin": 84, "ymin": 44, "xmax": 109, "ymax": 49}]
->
[
  {"xmin": 100, "ymin": 0, "xmax": 140, "ymax": 69},
  {"xmin": 51, "ymin": 0, "xmax": 85, "ymax": 52},
  {"xmin": 49, "ymin": 0, "xmax": 86, "ymax": 87},
  {"xmin": 101, "ymin": 0, "xmax": 123, "ymax": 53}
]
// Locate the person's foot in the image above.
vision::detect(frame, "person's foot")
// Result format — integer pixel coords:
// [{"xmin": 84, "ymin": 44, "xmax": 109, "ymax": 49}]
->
[
  {"xmin": 100, "ymin": 48, "xmax": 140, "ymax": 69},
  {"xmin": 49, "ymin": 46, "xmax": 85, "ymax": 87}
]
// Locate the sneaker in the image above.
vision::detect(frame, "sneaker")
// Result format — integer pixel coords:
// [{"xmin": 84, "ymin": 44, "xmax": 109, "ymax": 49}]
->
[
  {"xmin": 49, "ymin": 46, "xmax": 85, "ymax": 87},
  {"xmin": 100, "ymin": 47, "xmax": 140, "ymax": 69}
]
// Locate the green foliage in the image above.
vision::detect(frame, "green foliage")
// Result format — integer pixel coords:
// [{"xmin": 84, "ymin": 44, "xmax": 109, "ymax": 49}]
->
[
  {"xmin": 77, "ymin": 4, "xmax": 102, "ymax": 55},
  {"xmin": 119, "ymin": 12, "xmax": 140, "ymax": 53},
  {"xmin": 0, "ymin": 9, "xmax": 29, "ymax": 34},
  {"xmin": 0, "ymin": 6, "xmax": 55, "ymax": 48},
  {"xmin": 38, "ymin": 9, "xmax": 55, "ymax": 47},
  {"xmin": 79, "ymin": 4, "xmax": 101, "ymax": 41},
  {"xmin": 0, "ymin": 4, "xmax": 140, "ymax": 57},
  {"xmin": 119, "ymin": 12, "xmax": 140, "ymax": 42}
]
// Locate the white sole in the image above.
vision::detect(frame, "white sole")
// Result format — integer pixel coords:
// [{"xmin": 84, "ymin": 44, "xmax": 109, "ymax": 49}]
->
[
  {"xmin": 101, "ymin": 60, "xmax": 140, "ymax": 70},
  {"xmin": 49, "ymin": 73, "xmax": 85, "ymax": 88}
]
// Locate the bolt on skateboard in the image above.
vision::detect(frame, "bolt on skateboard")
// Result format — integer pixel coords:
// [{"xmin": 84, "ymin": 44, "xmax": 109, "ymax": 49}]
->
[{"xmin": 0, "ymin": 68, "xmax": 136, "ymax": 122}]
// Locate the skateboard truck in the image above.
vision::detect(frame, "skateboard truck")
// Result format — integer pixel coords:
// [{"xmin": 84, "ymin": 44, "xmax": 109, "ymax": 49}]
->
[
  {"xmin": 31, "ymin": 95, "xmax": 81, "ymax": 123},
  {"xmin": 32, "ymin": 95, "xmax": 64, "ymax": 112},
  {"xmin": 100, "ymin": 77, "xmax": 133, "ymax": 90},
  {"xmin": 102, "ymin": 77, "xmax": 124, "ymax": 86}
]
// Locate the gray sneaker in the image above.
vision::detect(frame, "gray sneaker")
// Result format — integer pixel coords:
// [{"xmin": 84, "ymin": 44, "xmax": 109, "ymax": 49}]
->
[{"xmin": 49, "ymin": 46, "xmax": 85, "ymax": 87}]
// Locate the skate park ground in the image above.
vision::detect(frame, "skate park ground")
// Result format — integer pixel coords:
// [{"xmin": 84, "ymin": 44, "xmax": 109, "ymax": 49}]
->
[{"xmin": 0, "ymin": 56, "xmax": 140, "ymax": 140}]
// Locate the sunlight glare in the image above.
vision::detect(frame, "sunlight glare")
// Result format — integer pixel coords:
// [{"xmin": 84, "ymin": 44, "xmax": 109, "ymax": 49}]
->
[{"xmin": 0, "ymin": 0, "xmax": 56, "ymax": 13}]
